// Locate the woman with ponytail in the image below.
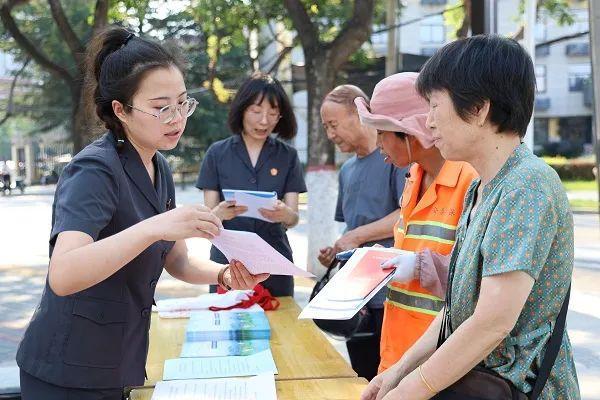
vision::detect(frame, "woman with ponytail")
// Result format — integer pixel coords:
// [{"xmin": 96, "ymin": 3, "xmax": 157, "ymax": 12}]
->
[{"xmin": 16, "ymin": 26, "xmax": 267, "ymax": 399}]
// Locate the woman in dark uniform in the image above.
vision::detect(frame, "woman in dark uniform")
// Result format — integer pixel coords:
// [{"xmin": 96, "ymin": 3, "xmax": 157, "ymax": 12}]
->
[
  {"xmin": 197, "ymin": 73, "xmax": 307, "ymax": 297},
  {"xmin": 16, "ymin": 27, "xmax": 267, "ymax": 400}
]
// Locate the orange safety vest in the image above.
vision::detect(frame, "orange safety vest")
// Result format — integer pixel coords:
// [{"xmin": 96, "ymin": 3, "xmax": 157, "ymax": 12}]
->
[{"xmin": 379, "ymin": 160, "xmax": 477, "ymax": 372}]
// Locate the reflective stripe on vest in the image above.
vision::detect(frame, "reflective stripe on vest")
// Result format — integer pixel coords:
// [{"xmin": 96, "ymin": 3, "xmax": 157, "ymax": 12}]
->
[
  {"xmin": 398, "ymin": 220, "xmax": 457, "ymax": 246},
  {"xmin": 387, "ymin": 287, "xmax": 444, "ymax": 316}
]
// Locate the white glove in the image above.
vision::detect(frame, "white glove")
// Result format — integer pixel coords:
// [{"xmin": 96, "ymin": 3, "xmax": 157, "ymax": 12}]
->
[{"xmin": 381, "ymin": 252, "xmax": 417, "ymax": 282}]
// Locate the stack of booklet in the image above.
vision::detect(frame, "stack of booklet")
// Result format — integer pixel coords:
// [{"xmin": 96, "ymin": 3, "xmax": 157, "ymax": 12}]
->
[
  {"xmin": 152, "ymin": 305, "xmax": 278, "ymax": 400},
  {"xmin": 184, "ymin": 308, "xmax": 271, "ymax": 342},
  {"xmin": 181, "ymin": 305, "xmax": 271, "ymax": 358}
]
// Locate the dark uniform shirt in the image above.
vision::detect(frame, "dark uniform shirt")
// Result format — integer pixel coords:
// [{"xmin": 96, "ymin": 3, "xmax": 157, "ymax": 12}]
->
[
  {"xmin": 196, "ymin": 135, "xmax": 307, "ymax": 296},
  {"xmin": 17, "ymin": 132, "xmax": 176, "ymax": 389}
]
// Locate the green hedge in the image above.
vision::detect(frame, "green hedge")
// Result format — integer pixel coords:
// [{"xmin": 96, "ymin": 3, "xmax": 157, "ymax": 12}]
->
[{"xmin": 547, "ymin": 161, "xmax": 596, "ymax": 180}]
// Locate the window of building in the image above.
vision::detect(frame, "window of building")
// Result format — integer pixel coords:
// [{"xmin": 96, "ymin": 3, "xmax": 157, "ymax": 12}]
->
[
  {"xmin": 565, "ymin": 42, "xmax": 590, "ymax": 57},
  {"xmin": 536, "ymin": 44, "xmax": 550, "ymax": 57},
  {"xmin": 568, "ymin": 64, "xmax": 591, "ymax": 91},
  {"xmin": 535, "ymin": 65, "xmax": 547, "ymax": 93},
  {"xmin": 420, "ymin": 15, "xmax": 445, "ymax": 44}
]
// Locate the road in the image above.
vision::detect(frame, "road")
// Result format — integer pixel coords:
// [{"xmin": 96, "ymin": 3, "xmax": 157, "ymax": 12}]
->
[{"xmin": 0, "ymin": 185, "xmax": 599, "ymax": 398}]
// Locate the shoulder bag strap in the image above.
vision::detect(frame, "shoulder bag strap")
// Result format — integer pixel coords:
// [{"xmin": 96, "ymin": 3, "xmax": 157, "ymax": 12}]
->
[{"xmin": 528, "ymin": 285, "xmax": 571, "ymax": 400}]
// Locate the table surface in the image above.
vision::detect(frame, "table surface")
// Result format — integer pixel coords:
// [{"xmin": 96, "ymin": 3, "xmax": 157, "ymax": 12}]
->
[
  {"xmin": 145, "ymin": 296, "xmax": 357, "ymax": 385},
  {"xmin": 129, "ymin": 377, "xmax": 369, "ymax": 400}
]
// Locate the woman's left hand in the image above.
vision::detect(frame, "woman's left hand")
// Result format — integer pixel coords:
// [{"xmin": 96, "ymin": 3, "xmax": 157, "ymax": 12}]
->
[
  {"xmin": 225, "ymin": 260, "xmax": 269, "ymax": 290},
  {"xmin": 259, "ymin": 200, "xmax": 295, "ymax": 224}
]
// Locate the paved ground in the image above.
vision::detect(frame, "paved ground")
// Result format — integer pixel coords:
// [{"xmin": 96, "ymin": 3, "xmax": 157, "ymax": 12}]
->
[{"xmin": 0, "ymin": 185, "xmax": 599, "ymax": 397}]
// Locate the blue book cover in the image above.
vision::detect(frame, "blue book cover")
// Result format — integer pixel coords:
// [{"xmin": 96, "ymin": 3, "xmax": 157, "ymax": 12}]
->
[{"xmin": 185, "ymin": 310, "xmax": 271, "ymax": 342}]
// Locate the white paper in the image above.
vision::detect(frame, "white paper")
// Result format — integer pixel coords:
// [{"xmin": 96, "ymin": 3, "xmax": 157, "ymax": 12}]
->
[
  {"xmin": 222, "ymin": 189, "xmax": 277, "ymax": 222},
  {"xmin": 156, "ymin": 291, "xmax": 254, "ymax": 318},
  {"xmin": 299, "ymin": 247, "xmax": 413, "ymax": 320},
  {"xmin": 151, "ymin": 373, "xmax": 276, "ymax": 400},
  {"xmin": 211, "ymin": 229, "xmax": 314, "ymax": 277},
  {"xmin": 163, "ymin": 350, "xmax": 278, "ymax": 380}
]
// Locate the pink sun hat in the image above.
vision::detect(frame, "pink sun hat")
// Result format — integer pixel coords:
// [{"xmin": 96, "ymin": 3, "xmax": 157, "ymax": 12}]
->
[{"xmin": 354, "ymin": 72, "xmax": 435, "ymax": 149}]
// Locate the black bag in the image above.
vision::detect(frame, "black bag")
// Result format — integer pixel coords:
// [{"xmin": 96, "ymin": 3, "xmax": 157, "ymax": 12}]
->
[{"xmin": 310, "ymin": 258, "xmax": 375, "ymax": 339}]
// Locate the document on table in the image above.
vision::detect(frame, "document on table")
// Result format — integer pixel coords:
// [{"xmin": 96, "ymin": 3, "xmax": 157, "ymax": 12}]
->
[
  {"xmin": 211, "ymin": 229, "xmax": 314, "ymax": 277},
  {"xmin": 155, "ymin": 292, "xmax": 257, "ymax": 319},
  {"xmin": 299, "ymin": 247, "xmax": 414, "ymax": 320},
  {"xmin": 151, "ymin": 373, "xmax": 276, "ymax": 400},
  {"xmin": 222, "ymin": 189, "xmax": 277, "ymax": 222},
  {"xmin": 163, "ymin": 350, "xmax": 278, "ymax": 380}
]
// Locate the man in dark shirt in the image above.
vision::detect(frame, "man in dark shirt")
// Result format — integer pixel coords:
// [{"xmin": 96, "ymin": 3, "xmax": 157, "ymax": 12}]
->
[{"xmin": 319, "ymin": 85, "xmax": 407, "ymax": 380}]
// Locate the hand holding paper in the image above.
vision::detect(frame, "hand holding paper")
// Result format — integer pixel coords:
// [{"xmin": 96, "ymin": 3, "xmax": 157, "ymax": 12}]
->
[
  {"xmin": 227, "ymin": 260, "xmax": 270, "ymax": 290},
  {"xmin": 258, "ymin": 200, "xmax": 295, "ymax": 224},
  {"xmin": 213, "ymin": 200, "xmax": 248, "ymax": 221},
  {"xmin": 222, "ymin": 189, "xmax": 277, "ymax": 222},
  {"xmin": 299, "ymin": 247, "xmax": 415, "ymax": 320},
  {"xmin": 380, "ymin": 251, "xmax": 417, "ymax": 283}
]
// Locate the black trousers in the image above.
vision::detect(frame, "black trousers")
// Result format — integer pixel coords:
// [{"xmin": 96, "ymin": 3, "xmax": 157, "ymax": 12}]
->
[
  {"xmin": 20, "ymin": 370, "xmax": 124, "ymax": 400},
  {"xmin": 346, "ymin": 307, "xmax": 385, "ymax": 381}
]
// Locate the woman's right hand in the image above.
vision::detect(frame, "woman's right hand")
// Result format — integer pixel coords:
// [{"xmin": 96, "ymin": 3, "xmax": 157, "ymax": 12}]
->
[
  {"xmin": 213, "ymin": 200, "xmax": 248, "ymax": 221},
  {"xmin": 145, "ymin": 205, "xmax": 223, "ymax": 241}
]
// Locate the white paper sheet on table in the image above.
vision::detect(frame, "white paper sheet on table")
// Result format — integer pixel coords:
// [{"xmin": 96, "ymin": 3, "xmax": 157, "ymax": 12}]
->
[
  {"xmin": 298, "ymin": 247, "xmax": 414, "ymax": 320},
  {"xmin": 211, "ymin": 229, "xmax": 314, "ymax": 277},
  {"xmin": 163, "ymin": 349, "xmax": 278, "ymax": 380},
  {"xmin": 151, "ymin": 373, "xmax": 277, "ymax": 400},
  {"xmin": 222, "ymin": 189, "xmax": 277, "ymax": 222},
  {"xmin": 155, "ymin": 291, "xmax": 255, "ymax": 318}
]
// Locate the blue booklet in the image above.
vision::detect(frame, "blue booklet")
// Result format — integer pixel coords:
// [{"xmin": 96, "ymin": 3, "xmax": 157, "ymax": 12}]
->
[
  {"xmin": 185, "ymin": 310, "xmax": 271, "ymax": 342},
  {"xmin": 221, "ymin": 189, "xmax": 277, "ymax": 221}
]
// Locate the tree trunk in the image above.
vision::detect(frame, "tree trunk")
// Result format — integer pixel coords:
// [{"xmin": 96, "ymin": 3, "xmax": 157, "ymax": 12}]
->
[
  {"xmin": 71, "ymin": 75, "xmax": 103, "ymax": 153},
  {"xmin": 305, "ymin": 50, "xmax": 339, "ymax": 275}
]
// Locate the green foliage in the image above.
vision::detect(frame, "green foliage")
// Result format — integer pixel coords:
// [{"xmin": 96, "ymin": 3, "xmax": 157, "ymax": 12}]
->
[
  {"xmin": 0, "ymin": 1, "xmax": 124, "ymax": 135},
  {"xmin": 1, "ymin": 0, "xmax": 384, "ymax": 167},
  {"xmin": 519, "ymin": 0, "xmax": 575, "ymax": 26},
  {"xmin": 163, "ymin": 92, "xmax": 230, "ymax": 170},
  {"xmin": 444, "ymin": 1, "xmax": 465, "ymax": 40}
]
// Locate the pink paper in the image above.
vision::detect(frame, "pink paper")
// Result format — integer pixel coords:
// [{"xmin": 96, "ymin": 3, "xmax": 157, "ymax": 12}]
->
[{"xmin": 210, "ymin": 229, "xmax": 314, "ymax": 277}]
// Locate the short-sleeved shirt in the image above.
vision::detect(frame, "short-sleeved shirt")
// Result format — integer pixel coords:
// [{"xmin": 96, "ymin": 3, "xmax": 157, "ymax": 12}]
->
[
  {"xmin": 336, "ymin": 149, "xmax": 406, "ymax": 307},
  {"xmin": 448, "ymin": 144, "xmax": 579, "ymax": 398},
  {"xmin": 196, "ymin": 135, "xmax": 307, "ymax": 296},
  {"xmin": 17, "ymin": 132, "xmax": 176, "ymax": 389}
]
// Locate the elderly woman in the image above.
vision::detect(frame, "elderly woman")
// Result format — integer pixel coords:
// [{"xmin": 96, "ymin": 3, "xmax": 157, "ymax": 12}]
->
[{"xmin": 362, "ymin": 35, "xmax": 579, "ymax": 400}]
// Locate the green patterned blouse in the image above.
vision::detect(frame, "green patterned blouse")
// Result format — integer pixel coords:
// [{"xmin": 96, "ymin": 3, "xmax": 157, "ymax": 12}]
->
[{"xmin": 447, "ymin": 144, "xmax": 580, "ymax": 399}]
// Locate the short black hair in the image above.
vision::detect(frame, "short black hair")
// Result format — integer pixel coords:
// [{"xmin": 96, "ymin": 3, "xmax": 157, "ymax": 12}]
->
[
  {"xmin": 416, "ymin": 35, "xmax": 535, "ymax": 138},
  {"xmin": 86, "ymin": 26, "xmax": 185, "ymax": 145},
  {"xmin": 228, "ymin": 72, "xmax": 297, "ymax": 140}
]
